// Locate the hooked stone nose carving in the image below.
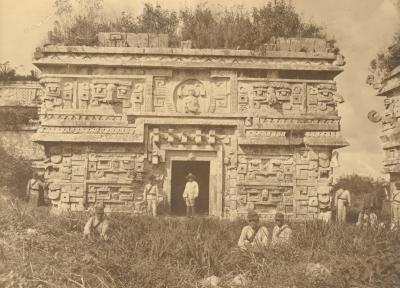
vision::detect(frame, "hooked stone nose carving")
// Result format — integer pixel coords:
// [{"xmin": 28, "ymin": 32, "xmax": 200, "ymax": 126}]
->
[{"xmin": 367, "ymin": 110, "xmax": 382, "ymax": 123}]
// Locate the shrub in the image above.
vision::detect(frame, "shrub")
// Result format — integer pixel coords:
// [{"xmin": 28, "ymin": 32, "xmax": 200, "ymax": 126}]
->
[{"xmin": 0, "ymin": 107, "xmax": 38, "ymax": 129}]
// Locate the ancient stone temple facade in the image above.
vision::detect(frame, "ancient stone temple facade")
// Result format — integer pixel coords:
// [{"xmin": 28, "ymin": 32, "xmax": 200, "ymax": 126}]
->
[
  {"xmin": 32, "ymin": 35, "xmax": 347, "ymax": 219},
  {"xmin": 368, "ymin": 65, "xmax": 400, "ymax": 207}
]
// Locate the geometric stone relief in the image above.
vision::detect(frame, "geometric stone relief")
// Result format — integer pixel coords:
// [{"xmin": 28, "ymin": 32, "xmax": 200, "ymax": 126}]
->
[
  {"xmin": 153, "ymin": 77, "xmax": 171, "ymax": 112},
  {"xmin": 38, "ymin": 127, "xmax": 136, "ymax": 135},
  {"xmin": 209, "ymin": 79, "xmax": 230, "ymax": 113},
  {"xmin": 237, "ymin": 81, "xmax": 341, "ymax": 117},
  {"xmin": 381, "ymin": 96, "xmax": 400, "ymax": 130},
  {"xmin": 40, "ymin": 78, "xmax": 141, "ymax": 112},
  {"xmin": 307, "ymin": 83, "xmax": 343, "ymax": 114},
  {"xmin": 38, "ymin": 143, "xmax": 147, "ymax": 212},
  {"xmin": 40, "ymin": 78, "xmax": 62, "ymax": 109},
  {"xmin": 237, "ymin": 81, "xmax": 305, "ymax": 115},
  {"xmin": 132, "ymin": 83, "xmax": 144, "ymax": 112}
]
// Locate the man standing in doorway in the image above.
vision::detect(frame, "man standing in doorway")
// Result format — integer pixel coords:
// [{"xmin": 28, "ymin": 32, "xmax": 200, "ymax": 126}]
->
[{"xmin": 183, "ymin": 173, "xmax": 199, "ymax": 217}]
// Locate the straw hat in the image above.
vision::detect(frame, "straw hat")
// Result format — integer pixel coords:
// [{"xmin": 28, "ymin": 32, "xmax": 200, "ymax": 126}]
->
[{"xmin": 186, "ymin": 173, "xmax": 196, "ymax": 180}]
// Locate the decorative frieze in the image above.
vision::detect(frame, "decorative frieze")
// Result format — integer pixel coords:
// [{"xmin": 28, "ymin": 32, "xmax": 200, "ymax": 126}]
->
[{"xmin": 33, "ymin": 42, "xmax": 345, "ymax": 218}]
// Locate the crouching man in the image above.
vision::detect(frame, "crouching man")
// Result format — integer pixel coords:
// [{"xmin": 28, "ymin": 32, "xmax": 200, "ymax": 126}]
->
[
  {"xmin": 238, "ymin": 210, "xmax": 269, "ymax": 250},
  {"xmin": 83, "ymin": 204, "xmax": 109, "ymax": 240},
  {"xmin": 271, "ymin": 213, "xmax": 292, "ymax": 247}
]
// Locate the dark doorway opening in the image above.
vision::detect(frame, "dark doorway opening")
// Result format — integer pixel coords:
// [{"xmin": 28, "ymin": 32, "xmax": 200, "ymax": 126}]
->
[{"xmin": 171, "ymin": 161, "xmax": 210, "ymax": 216}]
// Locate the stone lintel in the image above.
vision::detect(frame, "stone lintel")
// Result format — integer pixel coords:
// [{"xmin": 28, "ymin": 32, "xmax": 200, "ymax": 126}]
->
[{"xmin": 132, "ymin": 116, "xmax": 240, "ymax": 127}]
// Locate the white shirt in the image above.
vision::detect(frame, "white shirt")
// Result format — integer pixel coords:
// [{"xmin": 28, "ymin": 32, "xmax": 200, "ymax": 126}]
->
[
  {"xmin": 83, "ymin": 216, "xmax": 109, "ymax": 240},
  {"xmin": 335, "ymin": 189, "xmax": 351, "ymax": 206},
  {"xmin": 183, "ymin": 181, "xmax": 199, "ymax": 199},
  {"xmin": 271, "ymin": 224, "xmax": 292, "ymax": 246},
  {"xmin": 143, "ymin": 183, "xmax": 158, "ymax": 200}
]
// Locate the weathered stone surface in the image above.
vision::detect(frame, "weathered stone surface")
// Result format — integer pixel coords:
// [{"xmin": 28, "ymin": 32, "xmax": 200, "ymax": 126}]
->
[
  {"xmin": 0, "ymin": 82, "xmax": 44, "ymax": 161},
  {"xmin": 0, "ymin": 82, "xmax": 41, "ymax": 107},
  {"xmin": 31, "ymin": 35, "xmax": 346, "ymax": 218},
  {"xmin": 368, "ymin": 65, "xmax": 400, "ymax": 228}
]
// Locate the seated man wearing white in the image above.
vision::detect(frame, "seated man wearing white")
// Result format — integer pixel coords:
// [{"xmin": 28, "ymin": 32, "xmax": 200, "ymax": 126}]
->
[
  {"xmin": 271, "ymin": 212, "xmax": 292, "ymax": 247},
  {"xmin": 238, "ymin": 210, "xmax": 269, "ymax": 250}
]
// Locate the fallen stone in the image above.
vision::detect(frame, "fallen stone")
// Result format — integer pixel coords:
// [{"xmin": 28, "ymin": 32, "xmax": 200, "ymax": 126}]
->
[
  {"xmin": 26, "ymin": 228, "xmax": 37, "ymax": 235},
  {"xmin": 231, "ymin": 274, "xmax": 248, "ymax": 287},
  {"xmin": 200, "ymin": 275, "xmax": 220, "ymax": 287},
  {"xmin": 305, "ymin": 263, "xmax": 331, "ymax": 279}
]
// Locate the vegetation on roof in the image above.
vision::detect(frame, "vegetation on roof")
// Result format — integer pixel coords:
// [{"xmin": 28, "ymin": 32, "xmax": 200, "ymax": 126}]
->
[
  {"xmin": 370, "ymin": 1, "xmax": 400, "ymax": 77},
  {"xmin": 47, "ymin": 0, "xmax": 336, "ymax": 51}
]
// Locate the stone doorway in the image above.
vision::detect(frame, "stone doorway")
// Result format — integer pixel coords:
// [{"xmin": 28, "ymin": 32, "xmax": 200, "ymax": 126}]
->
[{"xmin": 170, "ymin": 161, "xmax": 210, "ymax": 216}]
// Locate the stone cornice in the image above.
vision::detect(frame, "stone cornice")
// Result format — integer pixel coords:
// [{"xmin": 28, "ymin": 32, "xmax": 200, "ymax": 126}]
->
[
  {"xmin": 33, "ymin": 46, "xmax": 343, "ymax": 74},
  {"xmin": 38, "ymin": 45, "xmax": 338, "ymax": 59}
]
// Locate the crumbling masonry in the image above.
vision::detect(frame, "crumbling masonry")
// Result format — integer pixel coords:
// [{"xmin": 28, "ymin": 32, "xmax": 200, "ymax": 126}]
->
[{"xmin": 32, "ymin": 34, "xmax": 347, "ymax": 219}]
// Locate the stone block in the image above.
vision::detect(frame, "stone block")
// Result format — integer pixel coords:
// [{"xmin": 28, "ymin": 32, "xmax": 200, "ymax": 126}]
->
[{"xmin": 60, "ymin": 193, "xmax": 70, "ymax": 203}]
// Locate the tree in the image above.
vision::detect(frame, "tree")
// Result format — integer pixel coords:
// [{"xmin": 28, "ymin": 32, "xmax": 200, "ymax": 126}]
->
[
  {"xmin": 179, "ymin": 2, "xmax": 327, "ymax": 50},
  {"xmin": 0, "ymin": 62, "xmax": 40, "ymax": 82},
  {"xmin": 48, "ymin": 0, "xmax": 108, "ymax": 45},
  {"xmin": 0, "ymin": 62, "xmax": 16, "ymax": 82},
  {"xmin": 136, "ymin": 4, "xmax": 179, "ymax": 46}
]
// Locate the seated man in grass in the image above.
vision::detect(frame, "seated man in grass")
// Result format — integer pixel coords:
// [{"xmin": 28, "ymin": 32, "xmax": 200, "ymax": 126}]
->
[
  {"xmin": 238, "ymin": 210, "xmax": 269, "ymax": 250},
  {"xmin": 356, "ymin": 207, "xmax": 378, "ymax": 228},
  {"xmin": 83, "ymin": 204, "xmax": 109, "ymax": 240},
  {"xmin": 271, "ymin": 212, "xmax": 292, "ymax": 247}
]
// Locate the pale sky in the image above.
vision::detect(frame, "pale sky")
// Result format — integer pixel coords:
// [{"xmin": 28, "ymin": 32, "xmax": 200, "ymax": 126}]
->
[{"xmin": 0, "ymin": 0, "xmax": 399, "ymax": 179}]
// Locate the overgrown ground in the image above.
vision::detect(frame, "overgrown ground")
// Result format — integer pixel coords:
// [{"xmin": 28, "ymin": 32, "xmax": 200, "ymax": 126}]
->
[{"xmin": 0, "ymin": 194, "xmax": 399, "ymax": 288}]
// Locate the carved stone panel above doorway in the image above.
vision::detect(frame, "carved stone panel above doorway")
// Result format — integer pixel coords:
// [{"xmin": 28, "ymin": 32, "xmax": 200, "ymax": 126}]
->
[{"xmin": 174, "ymin": 79, "xmax": 209, "ymax": 114}]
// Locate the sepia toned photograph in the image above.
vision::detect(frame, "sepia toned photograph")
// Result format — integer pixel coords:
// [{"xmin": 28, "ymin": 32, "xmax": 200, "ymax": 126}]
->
[{"xmin": 0, "ymin": 0, "xmax": 399, "ymax": 287}]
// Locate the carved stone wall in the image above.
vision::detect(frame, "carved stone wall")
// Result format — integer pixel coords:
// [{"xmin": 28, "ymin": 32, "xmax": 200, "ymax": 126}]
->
[
  {"xmin": 41, "ymin": 143, "xmax": 154, "ymax": 212},
  {"xmin": 33, "ymin": 43, "xmax": 346, "ymax": 218},
  {"xmin": 369, "ymin": 65, "xmax": 400, "ymax": 204}
]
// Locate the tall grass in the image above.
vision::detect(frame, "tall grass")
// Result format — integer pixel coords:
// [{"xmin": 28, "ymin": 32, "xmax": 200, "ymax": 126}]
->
[{"xmin": 0, "ymin": 197, "xmax": 399, "ymax": 288}]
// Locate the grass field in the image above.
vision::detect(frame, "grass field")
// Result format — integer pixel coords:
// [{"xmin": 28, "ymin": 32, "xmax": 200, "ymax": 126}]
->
[{"xmin": 0, "ymin": 194, "xmax": 399, "ymax": 288}]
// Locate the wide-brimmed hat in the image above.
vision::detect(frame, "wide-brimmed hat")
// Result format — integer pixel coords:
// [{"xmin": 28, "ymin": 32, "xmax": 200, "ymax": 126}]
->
[
  {"xmin": 186, "ymin": 173, "xmax": 196, "ymax": 180},
  {"xmin": 247, "ymin": 209, "xmax": 259, "ymax": 222},
  {"xmin": 275, "ymin": 212, "xmax": 284, "ymax": 221}
]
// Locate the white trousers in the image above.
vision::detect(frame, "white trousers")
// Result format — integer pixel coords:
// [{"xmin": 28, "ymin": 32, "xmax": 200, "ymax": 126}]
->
[{"xmin": 337, "ymin": 199, "xmax": 347, "ymax": 223}]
